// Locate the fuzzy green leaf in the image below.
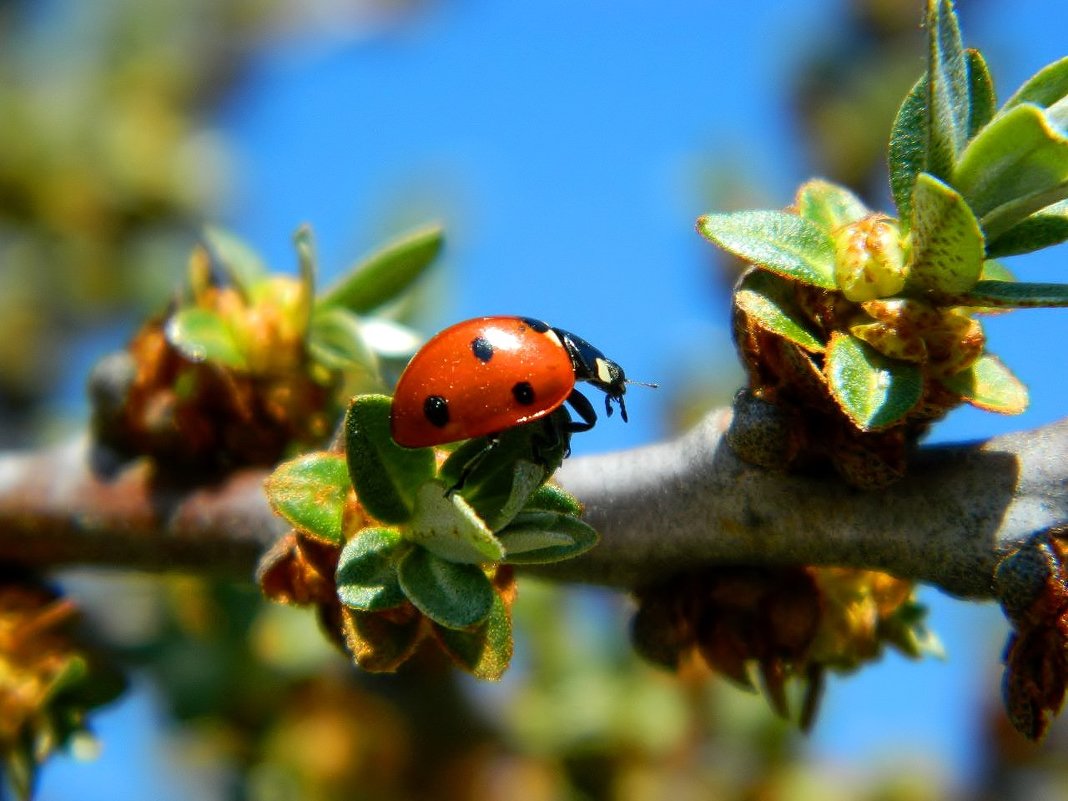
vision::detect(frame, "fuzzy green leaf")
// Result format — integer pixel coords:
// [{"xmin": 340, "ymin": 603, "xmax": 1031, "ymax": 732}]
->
[
  {"xmin": 1004, "ymin": 55, "xmax": 1068, "ymax": 111},
  {"xmin": 398, "ymin": 547, "xmax": 495, "ymax": 630},
  {"xmin": 434, "ymin": 591, "xmax": 513, "ymax": 680},
  {"xmin": 308, "ymin": 306, "xmax": 381, "ymax": 378},
  {"xmin": 697, "ymin": 210, "xmax": 836, "ymax": 289},
  {"xmin": 165, "ymin": 307, "xmax": 247, "ymax": 369},
  {"xmin": 318, "ymin": 224, "xmax": 444, "ymax": 314},
  {"xmin": 497, "ymin": 511, "xmax": 599, "ymax": 564},
  {"xmin": 889, "ymin": 74, "xmax": 929, "ymax": 228},
  {"xmin": 986, "ymin": 200, "xmax": 1068, "ymax": 257},
  {"xmin": 202, "ymin": 225, "xmax": 267, "ymax": 296},
  {"xmin": 335, "ymin": 528, "xmax": 407, "ymax": 611},
  {"xmin": 825, "ymin": 333, "xmax": 923, "ymax": 430},
  {"xmin": 951, "ymin": 280, "xmax": 1068, "ymax": 308},
  {"xmin": 941, "ymin": 354, "xmax": 1029, "ymax": 414},
  {"xmin": 342, "ymin": 606, "xmax": 423, "ymax": 673},
  {"xmin": 266, "ymin": 453, "xmax": 351, "ymax": 545},
  {"xmin": 926, "ymin": 0, "xmax": 970, "ymax": 179},
  {"xmin": 908, "ymin": 172, "xmax": 984, "ymax": 293},
  {"xmin": 953, "ymin": 104, "xmax": 1068, "ymax": 237},
  {"xmin": 523, "ymin": 483, "xmax": 583, "ymax": 516},
  {"xmin": 408, "ymin": 481, "xmax": 505, "ymax": 564},
  {"xmin": 734, "ymin": 268, "xmax": 825, "ymax": 352},
  {"xmin": 794, "ymin": 179, "xmax": 869, "ymax": 232},
  {"xmin": 966, "ymin": 49, "xmax": 996, "ymax": 138},
  {"xmin": 344, "ymin": 394, "xmax": 435, "ymax": 524}
]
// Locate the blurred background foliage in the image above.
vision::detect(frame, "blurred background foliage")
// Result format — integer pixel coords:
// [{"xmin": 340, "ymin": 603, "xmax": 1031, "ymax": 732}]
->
[{"xmin": 2, "ymin": 0, "xmax": 1066, "ymax": 799}]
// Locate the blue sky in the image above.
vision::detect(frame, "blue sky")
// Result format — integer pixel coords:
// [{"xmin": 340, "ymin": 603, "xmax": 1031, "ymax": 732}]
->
[{"xmin": 39, "ymin": 1, "xmax": 1068, "ymax": 797}]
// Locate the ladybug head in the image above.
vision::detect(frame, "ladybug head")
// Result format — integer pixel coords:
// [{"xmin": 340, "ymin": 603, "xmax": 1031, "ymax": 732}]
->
[{"xmin": 553, "ymin": 327, "xmax": 655, "ymax": 424}]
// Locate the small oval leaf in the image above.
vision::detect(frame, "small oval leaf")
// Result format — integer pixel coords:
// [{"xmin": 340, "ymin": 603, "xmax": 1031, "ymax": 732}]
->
[
  {"xmin": 953, "ymin": 104, "xmax": 1068, "ymax": 228},
  {"xmin": 433, "ymin": 591, "xmax": 513, "ymax": 680},
  {"xmin": 341, "ymin": 606, "xmax": 423, "ymax": 673},
  {"xmin": 344, "ymin": 395, "xmax": 435, "ymax": 524},
  {"xmin": 734, "ymin": 268, "xmax": 825, "ymax": 352},
  {"xmin": 951, "ymin": 280, "xmax": 1068, "ymax": 309},
  {"xmin": 408, "ymin": 481, "xmax": 505, "ymax": 564},
  {"xmin": 266, "ymin": 453, "xmax": 351, "ymax": 545},
  {"xmin": 308, "ymin": 307, "xmax": 381, "ymax": 379},
  {"xmin": 497, "ymin": 511, "xmax": 599, "ymax": 565},
  {"xmin": 889, "ymin": 73, "xmax": 929, "ymax": 228},
  {"xmin": 335, "ymin": 527, "xmax": 407, "ymax": 611},
  {"xmin": 318, "ymin": 224, "xmax": 444, "ymax": 314},
  {"xmin": 825, "ymin": 333, "xmax": 923, "ymax": 430},
  {"xmin": 908, "ymin": 172, "xmax": 985, "ymax": 294},
  {"xmin": 697, "ymin": 210, "xmax": 836, "ymax": 289},
  {"xmin": 1003, "ymin": 55, "xmax": 1068, "ymax": 111},
  {"xmin": 523, "ymin": 483, "xmax": 582, "ymax": 516},
  {"xmin": 165, "ymin": 308, "xmax": 247, "ymax": 369},
  {"xmin": 941, "ymin": 354, "xmax": 1029, "ymax": 414},
  {"xmin": 794, "ymin": 179, "xmax": 870, "ymax": 232},
  {"xmin": 986, "ymin": 200, "xmax": 1068, "ymax": 257},
  {"xmin": 397, "ymin": 547, "xmax": 495, "ymax": 630}
]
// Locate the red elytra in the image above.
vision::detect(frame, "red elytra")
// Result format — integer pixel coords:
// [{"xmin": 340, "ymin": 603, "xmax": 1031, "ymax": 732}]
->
[{"xmin": 390, "ymin": 316, "xmax": 579, "ymax": 448}]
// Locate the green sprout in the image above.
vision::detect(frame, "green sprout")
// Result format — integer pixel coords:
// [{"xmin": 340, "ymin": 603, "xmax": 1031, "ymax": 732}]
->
[{"xmin": 698, "ymin": 0, "xmax": 1068, "ymax": 486}]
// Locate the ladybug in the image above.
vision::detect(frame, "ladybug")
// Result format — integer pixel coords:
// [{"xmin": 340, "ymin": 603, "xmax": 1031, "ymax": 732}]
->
[{"xmin": 390, "ymin": 316, "xmax": 639, "ymax": 449}]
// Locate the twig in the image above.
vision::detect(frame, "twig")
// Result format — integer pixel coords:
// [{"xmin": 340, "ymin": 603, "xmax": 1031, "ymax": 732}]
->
[{"xmin": 0, "ymin": 415, "xmax": 1064, "ymax": 599}]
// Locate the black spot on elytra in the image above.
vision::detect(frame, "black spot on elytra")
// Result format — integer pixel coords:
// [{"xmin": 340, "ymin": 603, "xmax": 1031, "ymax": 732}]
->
[
  {"xmin": 512, "ymin": 381, "xmax": 536, "ymax": 405},
  {"xmin": 471, "ymin": 336, "xmax": 494, "ymax": 363},
  {"xmin": 423, "ymin": 395, "xmax": 450, "ymax": 428}
]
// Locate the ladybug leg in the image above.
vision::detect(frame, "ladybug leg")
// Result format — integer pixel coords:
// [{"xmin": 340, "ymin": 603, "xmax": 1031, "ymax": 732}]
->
[
  {"xmin": 447, "ymin": 435, "xmax": 501, "ymax": 496},
  {"xmin": 564, "ymin": 388, "xmax": 598, "ymax": 433}
]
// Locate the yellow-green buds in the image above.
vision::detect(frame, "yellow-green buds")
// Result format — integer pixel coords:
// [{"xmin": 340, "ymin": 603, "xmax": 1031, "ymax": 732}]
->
[{"xmin": 833, "ymin": 215, "xmax": 908, "ymax": 302}]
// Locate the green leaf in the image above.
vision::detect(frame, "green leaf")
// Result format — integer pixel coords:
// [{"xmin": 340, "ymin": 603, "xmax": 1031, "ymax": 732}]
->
[
  {"xmin": 950, "ymin": 280, "xmax": 1068, "ymax": 308},
  {"xmin": 794, "ymin": 179, "xmax": 869, "ymax": 232},
  {"xmin": 941, "ymin": 354, "xmax": 1028, "ymax": 414},
  {"xmin": 318, "ymin": 224, "xmax": 444, "ymax": 314},
  {"xmin": 1003, "ymin": 55, "xmax": 1068, "ymax": 111},
  {"xmin": 294, "ymin": 225, "xmax": 316, "ymax": 335},
  {"xmin": 342, "ymin": 606, "xmax": 423, "ymax": 673},
  {"xmin": 438, "ymin": 414, "xmax": 564, "ymax": 529},
  {"xmin": 524, "ymin": 483, "xmax": 582, "ymax": 516},
  {"xmin": 398, "ymin": 547, "xmax": 495, "ymax": 629},
  {"xmin": 408, "ymin": 481, "xmax": 505, "ymax": 564},
  {"xmin": 164, "ymin": 307, "xmax": 247, "ymax": 369},
  {"xmin": 434, "ymin": 591, "xmax": 513, "ymax": 680},
  {"xmin": 952, "ymin": 104, "xmax": 1068, "ymax": 237},
  {"xmin": 265, "ymin": 453, "xmax": 351, "ymax": 545},
  {"xmin": 980, "ymin": 260, "xmax": 1015, "ymax": 282},
  {"xmin": 925, "ymin": 0, "xmax": 970, "ymax": 179},
  {"xmin": 344, "ymin": 394, "xmax": 435, "ymax": 524},
  {"xmin": 202, "ymin": 225, "xmax": 267, "ymax": 296},
  {"xmin": 734, "ymin": 268, "xmax": 825, "ymax": 352},
  {"xmin": 697, "ymin": 210, "xmax": 836, "ymax": 289},
  {"xmin": 497, "ymin": 511, "xmax": 599, "ymax": 564},
  {"xmin": 908, "ymin": 172, "xmax": 984, "ymax": 293},
  {"xmin": 308, "ymin": 306, "xmax": 381, "ymax": 379},
  {"xmin": 825, "ymin": 333, "xmax": 923, "ymax": 430},
  {"xmin": 966, "ymin": 49, "xmax": 996, "ymax": 138},
  {"xmin": 335, "ymin": 528, "xmax": 407, "ymax": 611},
  {"xmin": 986, "ymin": 200, "xmax": 1068, "ymax": 257},
  {"xmin": 889, "ymin": 73, "xmax": 929, "ymax": 228}
]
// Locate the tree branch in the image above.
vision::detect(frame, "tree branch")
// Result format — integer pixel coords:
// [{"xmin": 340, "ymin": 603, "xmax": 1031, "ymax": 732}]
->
[{"xmin": 0, "ymin": 415, "xmax": 1065, "ymax": 600}]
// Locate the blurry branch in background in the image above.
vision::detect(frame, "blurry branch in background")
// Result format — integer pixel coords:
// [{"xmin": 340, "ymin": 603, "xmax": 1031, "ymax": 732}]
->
[{"xmin": 0, "ymin": 410, "xmax": 1063, "ymax": 602}]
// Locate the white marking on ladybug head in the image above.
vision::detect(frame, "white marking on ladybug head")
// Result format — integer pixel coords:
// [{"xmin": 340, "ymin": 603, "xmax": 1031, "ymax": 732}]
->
[{"xmin": 595, "ymin": 357, "xmax": 616, "ymax": 386}]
